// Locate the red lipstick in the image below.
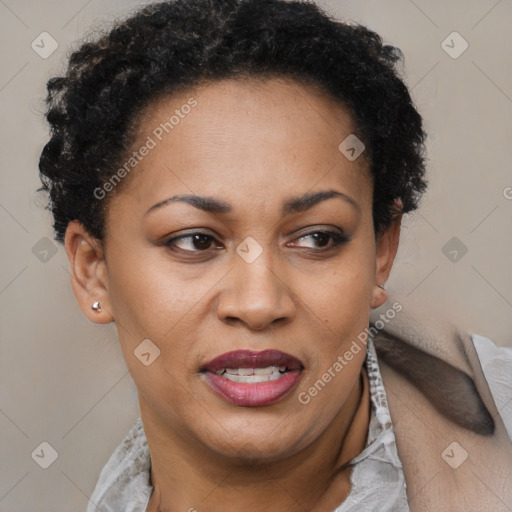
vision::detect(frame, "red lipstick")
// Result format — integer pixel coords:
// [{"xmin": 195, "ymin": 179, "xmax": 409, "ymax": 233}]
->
[{"xmin": 200, "ymin": 349, "xmax": 304, "ymax": 407}]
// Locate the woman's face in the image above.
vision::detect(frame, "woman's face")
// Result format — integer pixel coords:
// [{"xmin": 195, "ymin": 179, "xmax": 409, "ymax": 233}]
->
[{"xmin": 67, "ymin": 77, "xmax": 399, "ymax": 460}]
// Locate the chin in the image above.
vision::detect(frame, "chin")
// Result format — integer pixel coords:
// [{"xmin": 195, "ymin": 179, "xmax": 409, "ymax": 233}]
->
[{"xmin": 194, "ymin": 414, "xmax": 310, "ymax": 462}]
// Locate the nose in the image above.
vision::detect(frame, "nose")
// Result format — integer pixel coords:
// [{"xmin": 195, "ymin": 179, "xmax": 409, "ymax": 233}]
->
[{"xmin": 216, "ymin": 249, "xmax": 296, "ymax": 331}]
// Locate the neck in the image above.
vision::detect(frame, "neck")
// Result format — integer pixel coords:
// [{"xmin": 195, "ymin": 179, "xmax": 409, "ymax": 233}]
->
[{"xmin": 144, "ymin": 368, "xmax": 370, "ymax": 512}]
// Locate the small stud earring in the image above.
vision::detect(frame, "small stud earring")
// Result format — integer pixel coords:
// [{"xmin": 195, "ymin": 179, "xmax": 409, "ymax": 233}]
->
[{"xmin": 91, "ymin": 301, "xmax": 102, "ymax": 312}]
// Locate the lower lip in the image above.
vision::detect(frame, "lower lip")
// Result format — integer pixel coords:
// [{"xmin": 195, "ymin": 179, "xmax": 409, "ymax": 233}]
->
[{"xmin": 202, "ymin": 370, "xmax": 303, "ymax": 407}]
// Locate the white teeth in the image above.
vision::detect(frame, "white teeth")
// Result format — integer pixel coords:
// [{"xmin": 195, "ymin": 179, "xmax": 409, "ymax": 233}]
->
[
  {"xmin": 223, "ymin": 371, "xmax": 282, "ymax": 383},
  {"xmin": 220, "ymin": 366, "xmax": 284, "ymax": 376},
  {"xmin": 212, "ymin": 366, "xmax": 291, "ymax": 382},
  {"xmin": 220, "ymin": 367, "xmax": 286, "ymax": 383},
  {"xmin": 254, "ymin": 366, "xmax": 277, "ymax": 375}
]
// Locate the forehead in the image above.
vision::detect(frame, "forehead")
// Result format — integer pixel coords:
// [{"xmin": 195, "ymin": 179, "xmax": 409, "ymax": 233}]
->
[{"xmin": 109, "ymin": 76, "xmax": 372, "ymax": 215}]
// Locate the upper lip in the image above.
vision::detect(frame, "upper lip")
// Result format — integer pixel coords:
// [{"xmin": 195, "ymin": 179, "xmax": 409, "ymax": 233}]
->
[{"xmin": 201, "ymin": 349, "xmax": 304, "ymax": 373}]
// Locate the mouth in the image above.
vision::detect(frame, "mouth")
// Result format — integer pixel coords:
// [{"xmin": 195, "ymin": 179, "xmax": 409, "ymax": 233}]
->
[{"xmin": 200, "ymin": 349, "xmax": 304, "ymax": 407}]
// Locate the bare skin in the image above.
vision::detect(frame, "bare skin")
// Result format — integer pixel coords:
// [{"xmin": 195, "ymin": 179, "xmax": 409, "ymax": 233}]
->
[{"xmin": 64, "ymin": 76, "xmax": 401, "ymax": 511}]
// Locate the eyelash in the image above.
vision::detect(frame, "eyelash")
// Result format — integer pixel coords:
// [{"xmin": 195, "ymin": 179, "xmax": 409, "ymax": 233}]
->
[{"xmin": 163, "ymin": 229, "xmax": 349, "ymax": 255}]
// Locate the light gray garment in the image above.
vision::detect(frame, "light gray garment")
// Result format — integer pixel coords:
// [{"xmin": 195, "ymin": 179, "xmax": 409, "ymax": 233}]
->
[{"xmin": 85, "ymin": 334, "xmax": 512, "ymax": 512}]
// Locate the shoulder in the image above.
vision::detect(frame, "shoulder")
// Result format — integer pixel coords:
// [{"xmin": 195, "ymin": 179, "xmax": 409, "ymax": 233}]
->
[{"xmin": 471, "ymin": 333, "xmax": 512, "ymax": 442}]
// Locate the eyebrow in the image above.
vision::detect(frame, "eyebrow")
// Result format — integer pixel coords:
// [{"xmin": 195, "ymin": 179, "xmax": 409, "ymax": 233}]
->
[{"xmin": 145, "ymin": 189, "xmax": 360, "ymax": 217}]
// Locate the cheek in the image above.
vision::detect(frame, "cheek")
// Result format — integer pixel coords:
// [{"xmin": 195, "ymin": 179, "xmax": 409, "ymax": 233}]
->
[
  {"xmin": 292, "ymin": 249, "xmax": 374, "ymax": 404},
  {"xmin": 296, "ymin": 265, "xmax": 371, "ymax": 428},
  {"xmin": 299, "ymin": 273, "xmax": 371, "ymax": 380},
  {"xmin": 298, "ymin": 247, "xmax": 375, "ymax": 334},
  {"xmin": 105, "ymin": 247, "xmax": 228, "ymax": 392},
  {"xmin": 106, "ymin": 244, "xmax": 210, "ymax": 336}
]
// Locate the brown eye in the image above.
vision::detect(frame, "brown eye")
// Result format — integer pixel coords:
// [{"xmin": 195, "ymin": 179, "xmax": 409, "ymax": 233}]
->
[
  {"xmin": 164, "ymin": 232, "xmax": 218, "ymax": 252},
  {"xmin": 293, "ymin": 230, "xmax": 349, "ymax": 250}
]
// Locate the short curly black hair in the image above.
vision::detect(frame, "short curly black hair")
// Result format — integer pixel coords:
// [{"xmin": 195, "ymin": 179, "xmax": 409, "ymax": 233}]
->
[{"xmin": 38, "ymin": 0, "xmax": 427, "ymax": 245}]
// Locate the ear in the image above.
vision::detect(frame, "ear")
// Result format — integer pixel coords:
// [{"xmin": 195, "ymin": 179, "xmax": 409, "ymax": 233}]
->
[
  {"xmin": 64, "ymin": 220, "xmax": 113, "ymax": 324},
  {"xmin": 370, "ymin": 200, "xmax": 403, "ymax": 309}
]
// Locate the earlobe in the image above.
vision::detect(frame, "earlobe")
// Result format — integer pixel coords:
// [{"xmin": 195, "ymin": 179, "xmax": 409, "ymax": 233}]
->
[
  {"xmin": 64, "ymin": 220, "xmax": 113, "ymax": 324},
  {"xmin": 370, "ymin": 283, "xmax": 388, "ymax": 309}
]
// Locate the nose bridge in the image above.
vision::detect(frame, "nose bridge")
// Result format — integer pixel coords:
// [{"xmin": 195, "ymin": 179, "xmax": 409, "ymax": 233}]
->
[
  {"xmin": 238, "ymin": 245, "xmax": 281, "ymax": 296},
  {"xmin": 218, "ymin": 239, "xmax": 295, "ymax": 329}
]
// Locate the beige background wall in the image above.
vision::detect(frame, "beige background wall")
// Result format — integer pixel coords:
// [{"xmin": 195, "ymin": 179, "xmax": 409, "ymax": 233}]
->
[{"xmin": 1, "ymin": 0, "xmax": 510, "ymax": 510}]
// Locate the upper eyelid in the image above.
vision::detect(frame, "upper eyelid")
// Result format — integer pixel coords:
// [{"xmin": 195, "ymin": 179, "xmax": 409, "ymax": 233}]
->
[{"xmin": 167, "ymin": 223, "xmax": 346, "ymax": 239}]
